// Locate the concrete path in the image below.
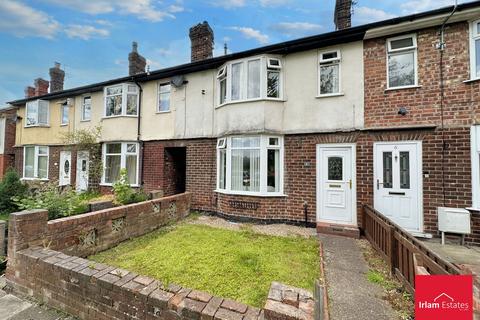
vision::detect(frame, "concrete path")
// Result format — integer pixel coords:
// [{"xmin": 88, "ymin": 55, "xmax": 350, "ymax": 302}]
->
[
  {"xmin": 0, "ymin": 276, "xmax": 76, "ymax": 320},
  {"xmin": 319, "ymin": 234, "xmax": 398, "ymax": 320}
]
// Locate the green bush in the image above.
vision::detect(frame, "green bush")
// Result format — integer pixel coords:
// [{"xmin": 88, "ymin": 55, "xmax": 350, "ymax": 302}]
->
[
  {"xmin": 12, "ymin": 183, "xmax": 89, "ymax": 220},
  {"xmin": 0, "ymin": 170, "xmax": 28, "ymax": 214},
  {"xmin": 113, "ymin": 169, "xmax": 148, "ymax": 205}
]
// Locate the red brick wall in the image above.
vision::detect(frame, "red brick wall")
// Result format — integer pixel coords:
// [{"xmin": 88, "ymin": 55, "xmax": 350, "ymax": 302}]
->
[
  {"xmin": 364, "ymin": 22, "xmax": 480, "ymax": 129},
  {"xmin": 0, "ymin": 108, "xmax": 17, "ymax": 178}
]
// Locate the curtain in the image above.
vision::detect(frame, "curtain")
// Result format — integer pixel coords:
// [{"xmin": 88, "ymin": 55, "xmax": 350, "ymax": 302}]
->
[
  {"xmin": 231, "ymin": 63, "xmax": 242, "ymax": 100},
  {"xmin": 105, "ymin": 155, "xmax": 121, "ymax": 183},
  {"xmin": 37, "ymin": 155, "xmax": 48, "ymax": 179},
  {"xmin": 126, "ymin": 154, "xmax": 137, "ymax": 184},
  {"xmin": 24, "ymin": 147, "xmax": 35, "ymax": 178},
  {"xmin": 247, "ymin": 59, "xmax": 260, "ymax": 99}
]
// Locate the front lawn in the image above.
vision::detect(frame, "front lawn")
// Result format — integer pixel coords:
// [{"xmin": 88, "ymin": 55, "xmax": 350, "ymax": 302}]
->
[{"xmin": 90, "ymin": 223, "xmax": 320, "ymax": 307}]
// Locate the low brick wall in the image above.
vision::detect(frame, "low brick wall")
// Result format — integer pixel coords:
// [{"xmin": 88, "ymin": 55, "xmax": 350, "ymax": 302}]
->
[{"xmin": 0, "ymin": 220, "xmax": 5, "ymax": 256}]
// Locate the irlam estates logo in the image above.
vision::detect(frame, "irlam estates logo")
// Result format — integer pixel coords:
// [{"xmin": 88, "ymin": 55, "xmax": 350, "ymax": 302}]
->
[{"xmin": 415, "ymin": 275, "xmax": 473, "ymax": 319}]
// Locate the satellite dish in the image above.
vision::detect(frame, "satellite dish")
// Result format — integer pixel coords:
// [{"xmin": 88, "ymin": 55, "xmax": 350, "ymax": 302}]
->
[{"xmin": 171, "ymin": 75, "xmax": 185, "ymax": 88}]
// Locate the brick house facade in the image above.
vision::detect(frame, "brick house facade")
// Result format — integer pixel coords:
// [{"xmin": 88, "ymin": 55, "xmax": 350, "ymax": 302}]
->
[{"xmin": 0, "ymin": 107, "xmax": 17, "ymax": 178}]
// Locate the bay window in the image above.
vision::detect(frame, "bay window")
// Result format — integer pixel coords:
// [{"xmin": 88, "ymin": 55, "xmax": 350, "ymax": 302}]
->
[
  {"xmin": 319, "ymin": 51, "xmax": 341, "ymax": 95},
  {"xmin": 217, "ymin": 56, "xmax": 283, "ymax": 105},
  {"xmin": 217, "ymin": 136, "xmax": 284, "ymax": 196},
  {"xmin": 470, "ymin": 20, "xmax": 480, "ymax": 80},
  {"xmin": 23, "ymin": 146, "xmax": 49, "ymax": 179},
  {"xmin": 387, "ymin": 34, "xmax": 417, "ymax": 89},
  {"xmin": 104, "ymin": 83, "xmax": 138, "ymax": 117},
  {"xmin": 26, "ymin": 100, "xmax": 49, "ymax": 127},
  {"xmin": 102, "ymin": 142, "xmax": 139, "ymax": 185}
]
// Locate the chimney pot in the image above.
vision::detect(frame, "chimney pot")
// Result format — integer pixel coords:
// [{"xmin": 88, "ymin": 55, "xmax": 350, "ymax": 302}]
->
[
  {"xmin": 34, "ymin": 78, "xmax": 49, "ymax": 97},
  {"xmin": 189, "ymin": 21, "xmax": 214, "ymax": 62},
  {"xmin": 49, "ymin": 62, "xmax": 65, "ymax": 93},
  {"xmin": 334, "ymin": 0, "xmax": 352, "ymax": 30},
  {"xmin": 128, "ymin": 41, "xmax": 146, "ymax": 76}
]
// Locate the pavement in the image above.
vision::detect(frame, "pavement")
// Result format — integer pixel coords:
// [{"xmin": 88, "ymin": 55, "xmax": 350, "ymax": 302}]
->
[
  {"xmin": 0, "ymin": 275, "xmax": 76, "ymax": 320},
  {"xmin": 421, "ymin": 238, "xmax": 480, "ymax": 266},
  {"xmin": 319, "ymin": 234, "xmax": 398, "ymax": 320}
]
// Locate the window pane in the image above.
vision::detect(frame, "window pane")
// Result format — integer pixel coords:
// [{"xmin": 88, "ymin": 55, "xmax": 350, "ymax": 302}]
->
[
  {"xmin": 83, "ymin": 97, "xmax": 91, "ymax": 120},
  {"xmin": 105, "ymin": 155, "xmax": 121, "ymax": 183},
  {"xmin": 38, "ymin": 146, "xmax": 48, "ymax": 155},
  {"xmin": 219, "ymin": 149, "xmax": 226, "ymax": 189},
  {"xmin": 322, "ymin": 52, "xmax": 338, "ymax": 60},
  {"xmin": 220, "ymin": 78, "xmax": 227, "ymax": 104},
  {"xmin": 320, "ymin": 64, "xmax": 339, "ymax": 94},
  {"xmin": 128, "ymin": 85, "xmax": 137, "ymax": 93},
  {"xmin": 267, "ymin": 70, "xmax": 280, "ymax": 98},
  {"xmin": 231, "ymin": 137, "xmax": 260, "ymax": 148},
  {"xmin": 400, "ymin": 151, "xmax": 410, "ymax": 189},
  {"xmin": 247, "ymin": 60, "xmax": 260, "ymax": 99},
  {"xmin": 159, "ymin": 93, "xmax": 170, "ymax": 112},
  {"xmin": 328, "ymin": 157, "xmax": 343, "ymax": 181},
  {"xmin": 383, "ymin": 152, "xmax": 393, "ymax": 188},
  {"xmin": 267, "ymin": 149, "xmax": 280, "ymax": 192},
  {"xmin": 106, "ymin": 95, "xmax": 122, "ymax": 116},
  {"xmin": 126, "ymin": 94, "xmax": 137, "ymax": 115},
  {"xmin": 107, "ymin": 86, "xmax": 122, "ymax": 95},
  {"xmin": 231, "ymin": 149, "xmax": 260, "ymax": 192},
  {"xmin": 126, "ymin": 155, "xmax": 137, "ymax": 184},
  {"xmin": 476, "ymin": 39, "xmax": 480, "ymax": 78},
  {"xmin": 388, "ymin": 52, "xmax": 415, "ymax": 87},
  {"xmin": 24, "ymin": 147, "xmax": 35, "ymax": 178},
  {"xmin": 231, "ymin": 63, "xmax": 242, "ymax": 101},
  {"xmin": 37, "ymin": 156, "xmax": 48, "ymax": 179},
  {"xmin": 38, "ymin": 101, "xmax": 49, "ymax": 125},
  {"xmin": 126, "ymin": 143, "xmax": 136, "ymax": 153},
  {"xmin": 390, "ymin": 37, "xmax": 414, "ymax": 50},
  {"xmin": 26, "ymin": 102, "xmax": 37, "ymax": 126},
  {"xmin": 269, "ymin": 137, "xmax": 279, "ymax": 146},
  {"xmin": 62, "ymin": 105, "xmax": 69, "ymax": 124},
  {"xmin": 106, "ymin": 143, "xmax": 121, "ymax": 154}
]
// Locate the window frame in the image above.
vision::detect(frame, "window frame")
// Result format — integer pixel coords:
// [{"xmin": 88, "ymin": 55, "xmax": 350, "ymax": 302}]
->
[
  {"xmin": 318, "ymin": 50, "xmax": 342, "ymax": 96},
  {"xmin": 101, "ymin": 142, "xmax": 140, "ymax": 186},
  {"xmin": 472, "ymin": 125, "xmax": 480, "ymax": 209},
  {"xmin": 25, "ymin": 100, "xmax": 49, "ymax": 127},
  {"xmin": 103, "ymin": 83, "xmax": 139, "ymax": 118},
  {"xmin": 157, "ymin": 82, "xmax": 171, "ymax": 113},
  {"xmin": 469, "ymin": 19, "xmax": 480, "ymax": 81},
  {"xmin": 216, "ymin": 135, "xmax": 284, "ymax": 196},
  {"xmin": 386, "ymin": 34, "xmax": 418, "ymax": 90},
  {"xmin": 216, "ymin": 55, "xmax": 283, "ymax": 107},
  {"xmin": 22, "ymin": 145, "xmax": 49, "ymax": 180},
  {"xmin": 0, "ymin": 117, "xmax": 5, "ymax": 154},
  {"xmin": 81, "ymin": 96, "xmax": 91, "ymax": 121},
  {"xmin": 60, "ymin": 102, "xmax": 69, "ymax": 126}
]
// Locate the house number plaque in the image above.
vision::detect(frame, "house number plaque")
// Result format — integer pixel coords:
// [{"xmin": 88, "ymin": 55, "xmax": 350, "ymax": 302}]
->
[{"xmin": 228, "ymin": 200, "xmax": 260, "ymax": 210}]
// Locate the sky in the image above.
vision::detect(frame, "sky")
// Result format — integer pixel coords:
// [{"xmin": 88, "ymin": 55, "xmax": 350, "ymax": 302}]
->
[{"xmin": 0, "ymin": 0, "xmax": 472, "ymax": 105}]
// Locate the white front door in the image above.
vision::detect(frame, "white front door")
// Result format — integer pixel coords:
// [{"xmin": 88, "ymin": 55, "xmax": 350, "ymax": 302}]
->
[
  {"xmin": 317, "ymin": 145, "xmax": 356, "ymax": 225},
  {"xmin": 76, "ymin": 151, "xmax": 89, "ymax": 191},
  {"xmin": 374, "ymin": 141, "xmax": 423, "ymax": 233},
  {"xmin": 59, "ymin": 151, "xmax": 72, "ymax": 186}
]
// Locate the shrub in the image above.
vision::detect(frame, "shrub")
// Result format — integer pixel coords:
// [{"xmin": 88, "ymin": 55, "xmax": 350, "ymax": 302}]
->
[
  {"xmin": 12, "ymin": 183, "xmax": 89, "ymax": 220},
  {"xmin": 113, "ymin": 169, "xmax": 148, "ymax": 205},
  {"xmin": 0, "ymin": 170, "xmax": 28, "ymax": 214}
]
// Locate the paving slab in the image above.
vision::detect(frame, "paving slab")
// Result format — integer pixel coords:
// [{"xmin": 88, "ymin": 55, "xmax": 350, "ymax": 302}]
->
[
  {"xmin": 319, "ymin": 234, "xmax": 398, "ymax": 320},
  {"xmin": 0, "ymin": 294, "xmax": 32, "ymax": 320},
  {"xmin": 421, "ymin": 238, "xmax": 480, "ymax": 266}
]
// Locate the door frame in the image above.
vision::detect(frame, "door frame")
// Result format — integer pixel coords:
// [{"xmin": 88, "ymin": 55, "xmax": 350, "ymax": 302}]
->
[
  {"xmin": 373, "ymin": 140, "xmax": 424, "ymax": 234},
  {"xmin": 76, "ymin": 151, "xmax": 89, "ymax": 191},
  {"xmin": 59, "ymin": 150, "xmax": 72, "ymax": 186},
  {"xmin": 316, "ymin": 143, "xmax": 357, "ymax": 225}
]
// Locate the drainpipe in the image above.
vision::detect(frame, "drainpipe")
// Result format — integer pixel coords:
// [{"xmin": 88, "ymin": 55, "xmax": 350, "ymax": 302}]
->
[
  {"xmin": 132, "ymin": 78, "xmax": 144, "ymax": 187},
  {"xmin": 436, "ymin": 0, "xmax": 458, "ymax": 205},
  {"xmin": 303, "ymin": 201, "xmax": 308, "ymax": 227}
]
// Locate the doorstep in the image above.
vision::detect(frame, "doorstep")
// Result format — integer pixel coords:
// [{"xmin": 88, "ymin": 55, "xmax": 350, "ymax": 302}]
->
[{"xmin": 316, "ymin": 222, "xmax": 360, "ymax": 239}]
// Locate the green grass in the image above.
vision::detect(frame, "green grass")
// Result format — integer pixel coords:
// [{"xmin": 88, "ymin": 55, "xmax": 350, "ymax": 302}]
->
[
  {"xmin": 0, "ymin": 212, "xmax": 9, "ymax": 222},
  {"xmin": 90, "ymin": 224, "xmax": 320, "ymax": 307}
]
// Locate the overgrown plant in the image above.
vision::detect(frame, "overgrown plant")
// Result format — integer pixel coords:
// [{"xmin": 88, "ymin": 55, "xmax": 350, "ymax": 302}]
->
[
  {"xmin": 61, "ymin": 126, "xmax": 103, "ymax": 192},
  {"xmin": 113, "ymin": 169, "xmax": 148, "ymax": 205},
  {"xmin": 0, "ymin": 170, "xmax": 28, "ymax": 214}
]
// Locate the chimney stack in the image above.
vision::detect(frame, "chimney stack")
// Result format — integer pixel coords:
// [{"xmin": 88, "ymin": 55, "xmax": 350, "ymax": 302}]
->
[
  {"xmin": 49, "ymin": 62, "xmax": 65, "ymax": 92},
  {"xmin": 334, "ymin": 0, "xmax": 352, "ymax": 30},
  {"xmin": 24, "ymin": 86, "xmax": 35, "ymax": 98},
  {"xmin": 128, "ymin": 42, "xmax": 146, "ymax": 76},
  {"xmin": 189, "ymin": 21, "xmax": 214, "ymax": 62},
  {"xmin": 34, "ymin": 78, "xmax": 49, "ymax": 97}
]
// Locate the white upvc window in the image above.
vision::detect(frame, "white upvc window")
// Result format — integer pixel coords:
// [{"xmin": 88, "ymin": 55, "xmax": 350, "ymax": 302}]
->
[
  {"xmin": 102, "ymin": 142, "xmax": 139, "ymax": 186},
  {"xmin": 387, "ymin": 34, "xmax": 418, "ymax": 89},
  {"xmin": 216, "ymin": 135, "xmax": 284, "ymax": 196},
  {"xmin": 472, "ymin": 126, "xmax": 480, "ymax": 209},
  {"xmin": 61, "ymin": 102, "xmax": 69, "ymax": 125},
  {"xmin": 319, "ymin": 50, "xmax": 341, "ymax": 96},
  {"xmin": 25, "ymin": 100, "xmax": 49, "ymax": 127},
  {"xmin": 82, "ymin": 96, "xmax": 91, "ymax": 121},
  {"xmin": 158, "ymin": 83, "xmax": 171, "ymax": 112},
  {"xmin": 104, "ymin": 83, "xmax": 139, "ymax": 117},
  {"xmin": 23, "ymin": 145, "xmax": 49, "ymax": 180},
  {"xmin": 0, "ymin": 117, "xmax": 5, "ymax": 154},
  {"xmin": 217, "ymin": 56, "xmax": 283, "ymax": 106},
  {"xmin": 470, "ymin": 19, "xmax": 480, "ymax": 80}
]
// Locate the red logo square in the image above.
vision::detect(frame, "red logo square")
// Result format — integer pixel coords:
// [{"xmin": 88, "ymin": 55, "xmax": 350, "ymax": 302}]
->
[{"xmin": 415, "ymin": 275, "xmax": 473, "ymax": 320}]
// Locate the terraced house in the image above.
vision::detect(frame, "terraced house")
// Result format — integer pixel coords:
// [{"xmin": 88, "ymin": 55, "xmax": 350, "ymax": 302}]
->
[{"xmin": 5, "ymin": 1, "xmax": 480, "ymax": 244}]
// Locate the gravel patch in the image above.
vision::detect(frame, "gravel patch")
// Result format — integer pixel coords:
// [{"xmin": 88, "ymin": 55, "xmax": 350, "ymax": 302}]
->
[{"xmin": 187, "ymin": 214, "xmax": 317, "ymax": 238}]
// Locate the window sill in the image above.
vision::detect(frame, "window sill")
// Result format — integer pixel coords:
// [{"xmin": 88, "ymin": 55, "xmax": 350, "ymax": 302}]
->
[
  {"xmin": 384, "ymin": 85, "xmax": 422, "ymax": 92},
  {"xmin": 215, "ymin": 189, "xmax": 287, "ymax": 197},
  {"xmin": 80, "ymin": 119, "xmax": 91, "ymax": 122},
  {"xmin": 22, "ymin": 178, "xmax": 49, "ymax": 181},
  {"xmin": 216, "ymin": 97, "xmax": 285, "ymax": 109},
  {"xmin": 99, "ymin": 183, "xmax": 140, "ymax": 188},
  {"xmin": 60, "ymin": 124, "xmax": 68, "ymax": 127},
  {"xmin": 24, "ymin": 125, "xmax": 50, "ymax": 128},
  {"xmin": 102, "ymin": 115, "xmax": 138, "ymax": 120},
  {"xmin": 156, "ymin": 110, "xmax": 171, "ymax": 114},
  {"xmin": 463, "ymin": 78, "xmax": 480, "ymax": 84},
  {"xmin": 316, "ymin": 92, "xmax": 344, "ymax": 99}
]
